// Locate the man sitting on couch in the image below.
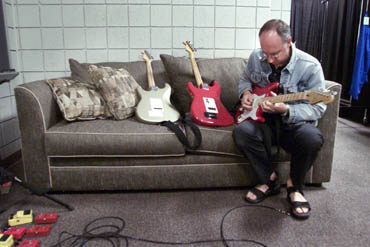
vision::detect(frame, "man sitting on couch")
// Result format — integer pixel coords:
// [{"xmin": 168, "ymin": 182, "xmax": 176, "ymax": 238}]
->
[{"xmin": 233, "ymin": 19, "xmax": 326, "ymax": 220}]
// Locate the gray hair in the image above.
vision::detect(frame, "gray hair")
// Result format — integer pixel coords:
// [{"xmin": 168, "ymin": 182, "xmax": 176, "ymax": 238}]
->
[{"xmin": 259, "ymin": 19, "xmax": 291, "ymax": 43}]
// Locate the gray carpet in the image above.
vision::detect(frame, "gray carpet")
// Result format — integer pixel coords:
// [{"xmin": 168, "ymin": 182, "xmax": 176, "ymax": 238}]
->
[{"xmin": 1, "ymin": 117, "xmax": 370, "ymax": 247}]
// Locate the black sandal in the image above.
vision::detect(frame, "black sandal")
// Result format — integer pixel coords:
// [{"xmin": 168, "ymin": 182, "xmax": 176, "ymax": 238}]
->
[
  {"xmin": 287, "ymin": 186, "xmax": 311, "ymax": 220},
  {"xmin": 245, "ymin": 172, "xmax": 281, "ymax": 204}
]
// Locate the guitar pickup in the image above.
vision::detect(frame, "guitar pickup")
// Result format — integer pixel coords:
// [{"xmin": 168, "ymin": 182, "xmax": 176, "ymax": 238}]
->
[{"xmin": 204, "ymin": 112, "xmax": 217, "ymax": 119}]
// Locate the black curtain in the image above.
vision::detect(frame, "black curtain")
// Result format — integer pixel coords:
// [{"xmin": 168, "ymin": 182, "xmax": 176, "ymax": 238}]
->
[
  {"xmin": 291, "ymin": 0, "xmax": 326, "ymax": 62},
  {"xmin": 290, "ymin": 0, "xmax": 366, "ymax": 100}
]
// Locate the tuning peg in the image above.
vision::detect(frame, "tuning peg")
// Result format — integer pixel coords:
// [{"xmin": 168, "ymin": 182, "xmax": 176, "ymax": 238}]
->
[
  {"xmin": 324, "ymin": 89, "xmax": 337, "ymax": 96},
  {"xmin": 188, "ymin": 42, "xmax": 197, "ymax": 51}
]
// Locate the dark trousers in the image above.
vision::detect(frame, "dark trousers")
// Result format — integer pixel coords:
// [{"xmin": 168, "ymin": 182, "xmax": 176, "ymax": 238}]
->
[{"xmin": 232, "ymin": 117, "xmax": 324, "ymax": 191}]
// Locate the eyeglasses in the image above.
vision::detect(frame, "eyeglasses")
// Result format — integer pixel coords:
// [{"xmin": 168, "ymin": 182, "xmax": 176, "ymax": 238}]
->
[{"xmin": 263, "ymin": 49, "xmax": 283, "ymax": 60}]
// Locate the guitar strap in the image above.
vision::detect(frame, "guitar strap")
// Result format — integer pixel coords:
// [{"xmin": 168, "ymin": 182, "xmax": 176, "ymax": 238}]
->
[
  {"xmin": 160, "ymin": 118, "xmax": 202, "ymax": 150},
  {"xmin": 256, "ymin": 114, "xmax": 281, "ymax": 160},
  {"xmin": 160, "ymin": 93, "xmax": 202, "ymax": 150},
  {"xmin": 274, "ymin": 83, "xmax": 284, "ymax": 158},
  {"xmin": 259, "ymin": 81, "xmax": 284, "ymax": 160},
  {"xmin": 272, "ymin": 115, "xmax": 281, "ymax": 159}
]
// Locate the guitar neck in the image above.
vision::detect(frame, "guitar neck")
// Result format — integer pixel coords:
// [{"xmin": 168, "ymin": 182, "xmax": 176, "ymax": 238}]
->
[
  {"xmin": 189, "ymin": 53, "xmax": 204, "ymax": 88},
  {"xmin": 260, "ymin": 92, "xmax": 307, "ymax": 104},
  {"xmin": 145, "ymin": 60, "xmax": 156, "ymax": 89}
]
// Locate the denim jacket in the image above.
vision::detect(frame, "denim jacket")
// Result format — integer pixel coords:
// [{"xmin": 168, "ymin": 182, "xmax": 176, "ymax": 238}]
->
[{"xmin": 239, "ymin": 43, "xmax": 327, "ymax": 125}]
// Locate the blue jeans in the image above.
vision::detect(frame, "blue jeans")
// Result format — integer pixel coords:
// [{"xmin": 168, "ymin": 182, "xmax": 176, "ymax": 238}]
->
[{"xmin": 232, "ymin": 117, "xmax": 324, "ymax": 190}]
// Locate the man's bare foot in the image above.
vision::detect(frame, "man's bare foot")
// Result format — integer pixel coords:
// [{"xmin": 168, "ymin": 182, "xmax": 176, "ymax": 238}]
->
[
  {"xmin": 286, "ymin": 177, "xmax": 311, "ymax": 219},
  {"xmin": 245, "ymin": 172, "xmax": 280, "ymax": 203},
  {"xmin": 289, "ymin": 190, "xmax": 309, "ymax": 214},
  {"xmin": 246, "ymin": 184, "xmax": 268, "ymax": 201}
]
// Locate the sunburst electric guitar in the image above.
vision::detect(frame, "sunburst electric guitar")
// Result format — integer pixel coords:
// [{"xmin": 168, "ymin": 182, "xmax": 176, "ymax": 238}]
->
[
  {"xmin": 235, "ymin": 82, "xmax": 335, "ymax": 124},
  {"xmin": 136, "ymin": 50, "xmax": 180, "ymax": 123},
  {"xmin": 183, "ymin": 41, "xmax": 234, "ymax": 127}
]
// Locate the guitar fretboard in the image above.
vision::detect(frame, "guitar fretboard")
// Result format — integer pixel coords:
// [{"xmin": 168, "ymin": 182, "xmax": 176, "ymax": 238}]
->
[
  {"xmin": 189, "ymin": 53, "xmax": 204, "ymax": 88},
  {"xmin": 142, "ymin": 50, "xmax": 156, "ymax": 89},
  {"xmin": 145, "ymin": 60, "xmax": 155, "ymax": 89},
  {"xmin": 184, "ymin": 41, "xmax": 203, "ymax": 88},
  {"xmin": 258, "ymin": 92, "xmax": 307, "ymax": 104}
]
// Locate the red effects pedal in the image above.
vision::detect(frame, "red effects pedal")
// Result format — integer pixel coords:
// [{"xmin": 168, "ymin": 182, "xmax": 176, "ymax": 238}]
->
[
  {"xmin": 26, "ymin": 225, "xmax": 51, "ymax": 237},
  {"xmin": 18, "ymin": 239, "xmax": 40, "ymax": 247},
  {"xmin": 35, "ymin": 212, "xmax": 58, "ymax": 224},
  {"xmin": 3, "ymin": 226, "xmax": 26, "ymax": 240}
]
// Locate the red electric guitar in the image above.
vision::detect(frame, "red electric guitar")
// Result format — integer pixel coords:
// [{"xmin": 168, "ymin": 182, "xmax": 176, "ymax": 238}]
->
[
  {"xmin": 235, "ymin": 82, "xmax": 335, "ymax": 124},
  {"xmin": 183, "ymin": 41, "xmax": 234, "ymax": 127}
]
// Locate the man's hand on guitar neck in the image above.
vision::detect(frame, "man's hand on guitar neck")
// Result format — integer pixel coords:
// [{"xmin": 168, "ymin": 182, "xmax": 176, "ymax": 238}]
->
[{"xmin": 260, "ymin": 91, "xmax": 289, "ymax": 115}]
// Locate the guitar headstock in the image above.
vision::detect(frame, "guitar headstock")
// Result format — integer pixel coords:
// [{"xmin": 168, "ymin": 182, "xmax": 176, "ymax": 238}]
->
[
  {"xmin": 183, "ymin": 40, "xmax": 204, "ymax": 87},
  {"xmin": 141, "ymin": 50, "xmax": 153, "ymax": 62},
  {"xmin": 306, "ymin": 90, "xmax": 335, "ymax": 105},
  {"xmin": 183, "ymin": 41, "xmax": 196, "ymax": 56}
]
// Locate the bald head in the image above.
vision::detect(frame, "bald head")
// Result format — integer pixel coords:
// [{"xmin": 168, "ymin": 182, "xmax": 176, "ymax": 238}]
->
[
  {"xmin": 259, "ymin": 19, "xmax": 291, "ymax": 44},
  {"xmin": 259, "ymin": 20, "xmax": 292, "ymax": 68}
]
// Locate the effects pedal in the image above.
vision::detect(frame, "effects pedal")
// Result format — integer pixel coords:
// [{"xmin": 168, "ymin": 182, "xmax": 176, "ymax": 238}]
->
[
  {"xmin": 35, "ymin": 212, "xmax": 58, "ymax": 224},
  {"xmin": 17, "ymin": 239, "xmax": 40, "ymax": 247},
  {"xmin": 0, "ymin": 181, "xmax": 12, "ymax": 194},
  {"xmin": 3, "ymin": 226, "xmax": 26, "ymax": 240},
  {"xmin": 0, "ymin": 233, "xmax": 14, "ymax": 247},
  {"xmin": 26, "ymin": 225, "xmax": 51, "ymax": 237},
  {"xmin": 8, "ymin": 210, "xmax": 33, "ymax": 226}
]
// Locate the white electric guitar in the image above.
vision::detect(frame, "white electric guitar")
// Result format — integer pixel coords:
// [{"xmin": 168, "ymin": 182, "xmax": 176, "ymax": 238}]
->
[{"xmin": 135, "ymin": 50, "xmax": 180, "ymax": 123}]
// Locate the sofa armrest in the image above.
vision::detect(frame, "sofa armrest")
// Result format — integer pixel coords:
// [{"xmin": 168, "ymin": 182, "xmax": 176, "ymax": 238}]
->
[
  {"xmin": 311, "ymin": 80, "xmax": 342, "ymax": 183},
  {"xmin": 15, "ymin": 80, "xmax": 62, "ymax": 191}
]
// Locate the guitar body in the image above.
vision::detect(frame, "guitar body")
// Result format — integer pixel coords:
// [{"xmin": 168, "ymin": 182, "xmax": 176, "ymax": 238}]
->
[
  {"xmin": 187, "ymin": 80, "xmax": 234, "ymax": 127},
  {"xmin": 136, "ymin": 83, "xmax": 180, "ymax": 123},
  {"xmin": 235, "ymin": 82, "xmax": 279, "ymax": 124}
]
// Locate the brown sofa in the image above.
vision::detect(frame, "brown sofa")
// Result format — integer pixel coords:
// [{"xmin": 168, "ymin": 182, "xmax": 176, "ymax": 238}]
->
[{"xmin": 14, "ymin": 56, "xmax": 342, "ymax": 192}]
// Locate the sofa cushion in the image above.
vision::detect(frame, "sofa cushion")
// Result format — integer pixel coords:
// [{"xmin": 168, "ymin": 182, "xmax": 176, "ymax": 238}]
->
[
  {"xmin": 69, "ymin": 58, "xmax": 92, "ymax": 84},
  {"xmin": 88, "ymin": 65, "xmax": 139, "ymax": 120},
  {"xmin": 160, "ymin": 54, "xmax": 247, "ymax": 113},
  {"xmin": 181, "ymin": 114, "xmax": 241, "ymax": 156},
  {"xmin": 45, "ymin": 118, "xmax": 185, "ymax": 157},
  {"xmin": 46, "ymin": 78, "xmax": 111, "ymax": 121},
  {"xmin": 184, "ymin": 120, "xmax": 290, "ymax": 161}
]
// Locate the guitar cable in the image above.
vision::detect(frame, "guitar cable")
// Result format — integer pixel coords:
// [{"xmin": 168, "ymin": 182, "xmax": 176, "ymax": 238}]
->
[{"xmin": 51, "ymin": 203, "xmax": 291, "ymax": 247}]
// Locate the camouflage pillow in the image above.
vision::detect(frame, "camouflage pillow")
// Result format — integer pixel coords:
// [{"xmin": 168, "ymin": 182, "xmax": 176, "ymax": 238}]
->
[
  {"xmin": 46, "ymin": 78, "xmax": 111, "ymax": 121},
  {"xmin": 88, "ymin": 65, "xmax": 140, "ymax": 120}
]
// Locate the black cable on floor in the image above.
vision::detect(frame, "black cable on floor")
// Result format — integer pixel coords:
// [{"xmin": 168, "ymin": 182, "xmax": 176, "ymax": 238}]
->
[
  {"xmin": 220, "ymin": 204, "xmax": 291, "ymax": 247},
  {"xmin": 51, "ymin": 204, "xmax": 291, "ymax": 247}
]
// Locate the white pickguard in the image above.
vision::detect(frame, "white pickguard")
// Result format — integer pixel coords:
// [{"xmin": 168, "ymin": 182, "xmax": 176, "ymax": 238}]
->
[
  {"xmin": 236, "ymin": 94, "xmax": 265, "ymax": 123},
  {"xmin": 203, "ymin": 97, "xmax": 218, "ymax": 113}
]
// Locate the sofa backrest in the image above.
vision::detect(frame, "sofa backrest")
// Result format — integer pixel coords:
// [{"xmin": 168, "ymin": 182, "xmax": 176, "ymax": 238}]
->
[
  {"xmin": 160, "ymin": 55, "xmax": 248, "ymax": 113},
  {"xmin": 69, "ymin": 59, "xmax": 171, "ymax": 90}
]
